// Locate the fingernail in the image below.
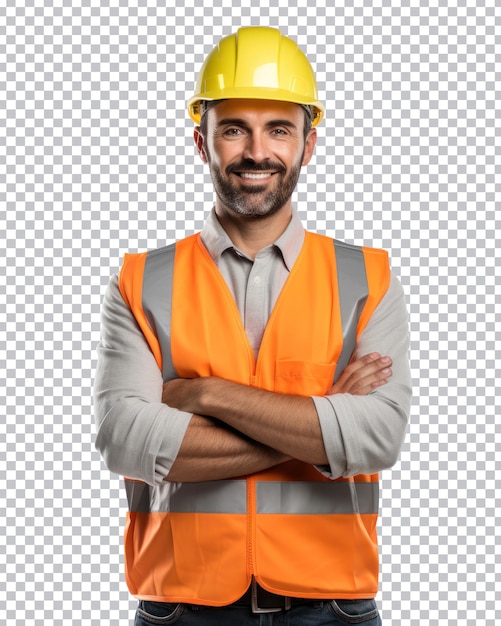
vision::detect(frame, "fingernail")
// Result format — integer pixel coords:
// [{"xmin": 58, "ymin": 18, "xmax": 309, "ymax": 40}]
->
[{"xmin": 381, "ymin": 356, "xmax": 391, "ymax": 364}]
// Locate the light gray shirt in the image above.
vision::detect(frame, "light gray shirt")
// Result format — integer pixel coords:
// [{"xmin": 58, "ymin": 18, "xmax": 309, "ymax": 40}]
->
[{"xmin": 94, "ymin": 210, "xmax": 411, "ymax": 486}]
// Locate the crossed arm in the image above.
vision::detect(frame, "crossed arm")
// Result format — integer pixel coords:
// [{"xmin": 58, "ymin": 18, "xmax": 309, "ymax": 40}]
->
[
  {"xmin": 95, "ymin": 273, "xmax": 410, "ymax": 486},
  {"xmin": 164, "ymin": 353, "xmax": 393, "ymax": 482}
]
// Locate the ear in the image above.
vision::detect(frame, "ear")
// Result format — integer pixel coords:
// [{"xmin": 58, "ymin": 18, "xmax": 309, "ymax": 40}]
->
[
  {"xmin": 194, "ymin": 127, "xmax": 208, "ymax": 163},
  {"xmin": 301, "ymin": 128, "xmax": 317, "ymax": 167}
]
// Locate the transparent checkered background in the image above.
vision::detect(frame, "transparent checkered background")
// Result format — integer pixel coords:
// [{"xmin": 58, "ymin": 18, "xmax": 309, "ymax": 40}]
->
[{"xmin": 1, "ymin": 0, "xmax": 500, "ymax": 624}]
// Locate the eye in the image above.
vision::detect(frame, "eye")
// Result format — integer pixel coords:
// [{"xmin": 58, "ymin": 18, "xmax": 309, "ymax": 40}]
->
[
  {"xmin": 223, "ymin": 127, "xmax": 244, "ymax": 136},
  {"xmin": 271, "ymin": 128, "xmax": 288, "ymax": 136}
]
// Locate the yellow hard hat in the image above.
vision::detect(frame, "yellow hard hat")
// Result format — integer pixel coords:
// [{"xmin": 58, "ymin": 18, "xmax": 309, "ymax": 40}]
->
[{"xmin": 187, "ymin": 26, "xmax": 325, "ymax": 127}]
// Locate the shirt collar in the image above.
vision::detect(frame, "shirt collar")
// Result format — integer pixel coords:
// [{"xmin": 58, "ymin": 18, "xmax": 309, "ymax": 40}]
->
[{"xmin": 200, "ymin": 208, "xmax": 305, "ymax": 272}]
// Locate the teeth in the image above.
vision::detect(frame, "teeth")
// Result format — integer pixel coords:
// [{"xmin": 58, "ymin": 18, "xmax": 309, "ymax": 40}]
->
[{"xmin": 240, "ymin": 172, "xmax": 272, "ymax": 179}]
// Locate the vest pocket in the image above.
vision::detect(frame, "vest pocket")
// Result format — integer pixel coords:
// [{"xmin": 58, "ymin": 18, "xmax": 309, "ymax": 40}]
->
[{"xmin": 274, "ymin": 360, "xmax": 336, "ymax": 396}]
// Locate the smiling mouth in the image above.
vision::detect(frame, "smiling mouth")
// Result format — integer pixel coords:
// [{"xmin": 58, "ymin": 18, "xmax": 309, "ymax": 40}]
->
[{"xmin": 237, "ymin": 172, "xmax": 275, "ymax": 180}]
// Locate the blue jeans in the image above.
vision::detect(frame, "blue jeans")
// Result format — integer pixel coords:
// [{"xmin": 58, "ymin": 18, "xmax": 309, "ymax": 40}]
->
[{"xmin": 134, "ymin": 599, "xmax": 382, "ymax": 625}]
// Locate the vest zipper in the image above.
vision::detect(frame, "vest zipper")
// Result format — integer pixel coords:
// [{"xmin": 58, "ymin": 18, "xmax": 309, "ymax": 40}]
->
[
  {"xmin": 247, "ymin": 334, "xmax": 258, "ymax": 577},
  {"xmin": 247, "ymin": 476, "xmax": 256, "ymax": 577}
]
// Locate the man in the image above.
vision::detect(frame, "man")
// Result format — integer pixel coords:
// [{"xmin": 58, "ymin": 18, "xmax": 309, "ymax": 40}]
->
[{"xmin": 94, "ymin": 26, "xmax": 411, "ymax": 625}]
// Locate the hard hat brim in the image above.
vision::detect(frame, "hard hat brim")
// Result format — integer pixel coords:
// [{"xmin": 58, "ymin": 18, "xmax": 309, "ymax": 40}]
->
[{"xmin": 188, "ymin": 90, "xmax": 325, "ymax": 126}]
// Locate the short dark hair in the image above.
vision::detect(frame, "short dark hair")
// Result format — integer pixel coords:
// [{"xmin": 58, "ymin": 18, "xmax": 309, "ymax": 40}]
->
[{"xmin": 198, "ymin": 100, "xmax": 314, "ymax": 142}]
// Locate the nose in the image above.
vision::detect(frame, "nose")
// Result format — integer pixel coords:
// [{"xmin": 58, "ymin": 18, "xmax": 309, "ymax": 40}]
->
[{"xmin": 242, "ymin": 130, "xmax": 271, "ymax": 163}]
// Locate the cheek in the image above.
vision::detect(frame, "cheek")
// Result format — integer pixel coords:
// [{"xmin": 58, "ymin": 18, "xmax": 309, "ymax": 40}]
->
[
  {"xmin": 209, "ymin": 143, "xmax": 238, "ymax": 169},
  {"xmin": 276, "ymin": 143, "xmax": 303, "ymax": 167}
]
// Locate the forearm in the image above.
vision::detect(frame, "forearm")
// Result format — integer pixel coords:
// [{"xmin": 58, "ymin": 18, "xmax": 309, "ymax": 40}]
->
[
  {"xmin": 167, "ymin": 414, "xmax": 290, "ymax": 482},
  {"xmin": 168, "ymin": 378, "xmax": 328, "ymax": 465}
]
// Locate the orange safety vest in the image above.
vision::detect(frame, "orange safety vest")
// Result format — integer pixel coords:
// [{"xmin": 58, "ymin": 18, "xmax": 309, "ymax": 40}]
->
[{"xmin": 118, "ymin": 230, "xmax": 390, "ymax": 604}]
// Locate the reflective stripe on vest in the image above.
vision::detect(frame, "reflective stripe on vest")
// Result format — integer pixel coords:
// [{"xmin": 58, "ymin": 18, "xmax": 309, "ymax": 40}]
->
[
  {"xmin": 142, "ymin": 244, "xmax": 176, "ymax": 382},
  {"xmin": 125, "ymin": 479, "xmax": 248, "ymax": 514},
  {"xmin": 332, "ymin": 240, "xmax": 368, "ymax": 382},
  {"xmin": 125, "ymin": 479, "xmax": 378, "ymax": 515}
]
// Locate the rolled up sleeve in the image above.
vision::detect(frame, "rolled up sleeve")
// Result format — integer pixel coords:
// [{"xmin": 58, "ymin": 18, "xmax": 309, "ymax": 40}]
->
[
  {"xmin": 313, "ymin": 272, "xmax": 412, "ymax": 479},
  {"xmin": 93, "ymin": 274, "xmax": 192, "ymax": 486}
]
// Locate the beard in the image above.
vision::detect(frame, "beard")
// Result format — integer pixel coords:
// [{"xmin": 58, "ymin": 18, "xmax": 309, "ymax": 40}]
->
[{"xmin": 208, "ymin": 156, "xmax": 303, "ymax": 218}]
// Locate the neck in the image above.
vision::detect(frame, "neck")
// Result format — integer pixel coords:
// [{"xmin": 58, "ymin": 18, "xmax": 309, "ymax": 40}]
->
[{"xmin": 215, "ymin": 202, "xmax": 293, "ymax": 259}]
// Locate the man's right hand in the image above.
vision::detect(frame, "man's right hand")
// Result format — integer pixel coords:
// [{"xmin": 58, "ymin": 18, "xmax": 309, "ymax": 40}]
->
[{"xmin": 328, "ymin": 352, "xmax": 392, "ymax": 396}]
